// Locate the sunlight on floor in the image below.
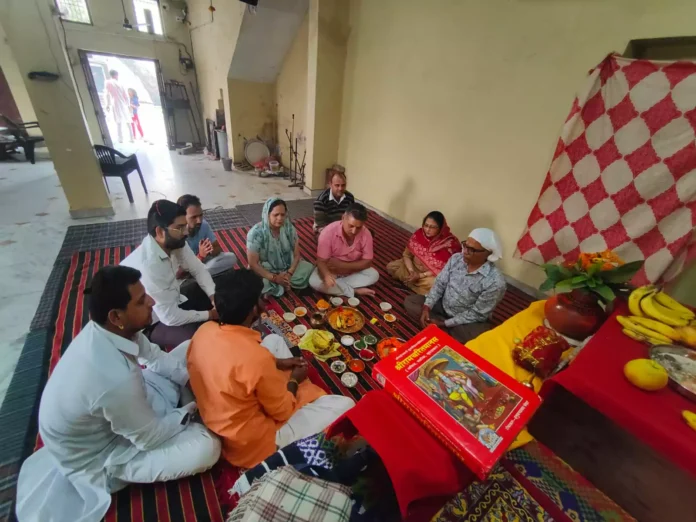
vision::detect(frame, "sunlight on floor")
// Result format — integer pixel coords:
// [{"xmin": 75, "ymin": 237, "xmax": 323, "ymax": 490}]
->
[{"xmin": 0, "ymin": 146, "xmax": 309, "ymax": 406}]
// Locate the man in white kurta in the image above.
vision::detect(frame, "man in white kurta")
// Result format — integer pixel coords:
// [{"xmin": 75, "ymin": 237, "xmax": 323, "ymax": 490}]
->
[
  {"xmin": 105, "ymin": 69, "xmax": 133, "ymax": 143},
  {"xmin": 121, "ymin": 199, "xmax": 218, "ymax": 347},
  {"xmin": 15, "ymin": 266, "xmax": 221, "ymax": 522}
]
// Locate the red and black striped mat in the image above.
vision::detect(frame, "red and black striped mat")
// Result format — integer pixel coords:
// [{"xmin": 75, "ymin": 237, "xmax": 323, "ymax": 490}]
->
[{"xmin": 36, "ymin": 211, "xmax": 533, "ymax": 522}]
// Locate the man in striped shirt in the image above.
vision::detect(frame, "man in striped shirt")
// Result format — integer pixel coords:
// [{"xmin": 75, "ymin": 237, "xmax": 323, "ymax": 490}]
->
[{"xmin": 313, "ymin": 165, "xmax": 355, "ymax": 233}]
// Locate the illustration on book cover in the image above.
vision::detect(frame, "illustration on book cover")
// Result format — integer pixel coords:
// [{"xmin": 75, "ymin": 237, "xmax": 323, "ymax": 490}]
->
[{"xmin": 408, "ymin": 345, "xmax": 522, "ymax": 452}]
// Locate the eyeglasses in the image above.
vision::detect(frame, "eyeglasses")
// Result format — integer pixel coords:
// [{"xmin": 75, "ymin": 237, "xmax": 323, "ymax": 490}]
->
[
  {"xmin": 167, "ymin": 225, "xmax": 188, "ymax": 235},
  {"xmin": 462, "ymin": 242, "xmax": 489, "ymax": 254}
]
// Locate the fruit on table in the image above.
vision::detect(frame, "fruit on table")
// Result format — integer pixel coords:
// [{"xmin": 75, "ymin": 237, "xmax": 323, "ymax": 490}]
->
[
  {"xmin": 676, "ymin": 326, "xmax": 696, "ymax": 349},
  {"xmin": 654, "ymin": 291, "xmax": 695, "ymax": 320},
  {"xmin": 628, "ymin": 286, "xmax": 694, "ymax": 326},
  {"xmin": 629, "ymin": 316, "xmax": 679, "ymax": 341},
  {"xmin": 620, "ymin": 287, "xmax": 696, "ymax": 346},
  {"xmin": 621, "ymin": 328, "xmax": 664, "ymax": 346},
  {"xmin": 640, "ymin": 295, "xmax": 691, "ymax": 327},
  {"xmin": 623, "ymin": 358, "xmax": 669, "ymax": 391},
  {"xmin": 628, "ymin": 285, "xmax": 656, "ymax": 317},
  {"xmin": 683, "ymin": 410, "xmax": 696, "ymax": 432},
  {"xmin": 617, "ymin": 316, "xmax": 673, "ymax": 345}
]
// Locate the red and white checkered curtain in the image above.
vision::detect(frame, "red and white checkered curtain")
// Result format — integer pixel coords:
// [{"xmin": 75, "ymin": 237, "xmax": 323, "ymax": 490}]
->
[{"xmin": 516, "ymin": 53, "xmax": 696, "ymax": 285}]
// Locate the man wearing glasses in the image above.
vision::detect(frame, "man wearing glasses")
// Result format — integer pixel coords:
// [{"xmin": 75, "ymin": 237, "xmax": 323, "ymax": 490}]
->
[
  {"xmin": 404, "ymin": 228, "xmax": 507, "ymax": 344},
  {"xmin": 122, "ymin": 200, "xmax": 218, "ymax": 346}
]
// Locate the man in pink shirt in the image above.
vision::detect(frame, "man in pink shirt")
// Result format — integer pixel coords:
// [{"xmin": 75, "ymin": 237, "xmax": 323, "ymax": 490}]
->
[{"xmin": 309, "ymin": 203, "xmax": 379, "ymax": 297}]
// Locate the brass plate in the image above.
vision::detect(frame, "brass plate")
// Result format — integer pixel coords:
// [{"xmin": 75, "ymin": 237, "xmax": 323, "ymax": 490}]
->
[
  {"xmin": 326, "ymin": 306, "xmax": 365, "ymax": 334},
  {"xmin": 650, "ymin": 345, "xmax": 696, "ymax": 403}
]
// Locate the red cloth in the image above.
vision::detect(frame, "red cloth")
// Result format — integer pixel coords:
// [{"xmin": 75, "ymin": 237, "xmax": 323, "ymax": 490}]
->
[
  {"xmin": 327, "ymin": 390, "xmax": 474, "ymax": 520},
  {"xmin": 542, "ymin": 303, "xmax": 696, "ymax": 478},
  {"xmin": 407, "ymin": 219, "xmax": 461, "ymax": 275}
]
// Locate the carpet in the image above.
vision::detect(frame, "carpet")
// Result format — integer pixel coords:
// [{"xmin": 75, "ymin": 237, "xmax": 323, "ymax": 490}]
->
[
  {"xmin": 2, "ymin": 209, "xmax": 537, "ymax": 522},
  {"xmin": 433, "ymin": 441, "xmax": 635, "ymax": 522}
]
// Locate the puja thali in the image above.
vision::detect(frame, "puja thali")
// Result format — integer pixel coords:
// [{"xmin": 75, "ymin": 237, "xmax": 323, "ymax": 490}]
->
[
  {"xmin": 326, "ymin": 306, "xmax": 365, "ymax": 334},
  {"xmin": 650, "ymin": 345, "xmax": 696, "ymax": 403}
]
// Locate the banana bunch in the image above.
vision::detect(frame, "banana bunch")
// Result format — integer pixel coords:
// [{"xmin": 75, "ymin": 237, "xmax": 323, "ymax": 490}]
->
[
  {"xmin": 622, "ymin": 286, "xmax": 696, "ymax": 347},
  {"xmin": 617, "ymin": 315, "xmax": 678, "ymax": 345},
  {"xmin": 684, "ymin": 411, "xmax": 696, "ymax": 432},
  {"xmin": 313, "ymin": 330, "xmax": 333, "ymax": 353}
]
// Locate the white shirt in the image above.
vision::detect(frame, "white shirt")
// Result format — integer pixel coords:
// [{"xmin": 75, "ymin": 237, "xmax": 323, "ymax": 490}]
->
[
  {"xmin": 121, "ymin": 235, "xmax": 215, "ymax": 326},
  {"xmin": 17, "ymin": 322, "xmax": 192, "ymax": 522},
  {"xmin": 329, "ymin": 190, "xmax": 346, "ymax": 205}
]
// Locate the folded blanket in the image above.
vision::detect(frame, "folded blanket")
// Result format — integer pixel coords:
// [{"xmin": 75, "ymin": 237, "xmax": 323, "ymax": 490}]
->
[{"xmin": 227, "ymin": 467, "xmax": 352, "ymax": 522}]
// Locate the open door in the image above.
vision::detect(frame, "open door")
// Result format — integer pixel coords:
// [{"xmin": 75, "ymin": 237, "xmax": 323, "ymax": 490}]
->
[
  {"xmin": 78, "ymin": 50, "xmax": 112, "ymax": 148},
  {"xmin": 155, "ymin": 60, "xmax": 174, "ymax": 150}
]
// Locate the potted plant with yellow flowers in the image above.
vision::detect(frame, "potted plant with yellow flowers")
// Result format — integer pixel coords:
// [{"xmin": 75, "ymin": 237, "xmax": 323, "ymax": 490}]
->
[{"xmin": 540, "ymin": 250, "xmax": 643, "ymax": 341}]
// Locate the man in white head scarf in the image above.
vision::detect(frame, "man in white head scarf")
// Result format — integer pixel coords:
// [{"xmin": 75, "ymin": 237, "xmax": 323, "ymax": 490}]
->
[{"xmin": 404, "ymin": 228, "xmax": 507, "ymax": 344}]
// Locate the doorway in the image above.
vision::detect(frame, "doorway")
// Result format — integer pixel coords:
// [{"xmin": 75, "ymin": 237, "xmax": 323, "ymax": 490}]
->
[{"xmin": 79, "ymin": 51, "xmax": 168, "ymax": 152}]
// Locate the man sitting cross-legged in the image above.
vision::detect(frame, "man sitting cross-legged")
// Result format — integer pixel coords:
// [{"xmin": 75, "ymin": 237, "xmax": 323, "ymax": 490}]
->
[
  {"xmin": 15, "ymin": 266, "xmax": 220, "ymax": 522},
  {"xmin": 187, "ymin": 269, "xmax": 355, "ymax": 468},
  {"xmin": 404, "ymin": 228, "xmax": 507, "ymax": 344},
  {"xmin": 309, "ymin": 202, "xmax": 380, "ymax": 298},
  {"xmin": 121, "ymin": 200, "xmax": 218, "ymax": 347},
  {"xmin": 313, "ymin": 164, "xmax": 354, "ymax": 233},
  {"xmin": 177, "ymin": 194, "xmax": 238, "ymax": 277}
]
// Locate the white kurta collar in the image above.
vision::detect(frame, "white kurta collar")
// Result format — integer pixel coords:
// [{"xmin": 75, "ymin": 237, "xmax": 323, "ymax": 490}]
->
[
  {"xmin": 93, "ymin": 323, "xmax": 139, "ymax": 356},
  {"xmin": 143, "ymin": 234, "xmax": 170, "ymax": 261}
]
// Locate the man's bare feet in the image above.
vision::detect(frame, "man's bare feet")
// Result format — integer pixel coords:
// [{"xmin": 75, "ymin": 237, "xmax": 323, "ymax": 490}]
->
[{"xmin": 355, "ymin": 288, "xmax": 376, "ymax": 296}]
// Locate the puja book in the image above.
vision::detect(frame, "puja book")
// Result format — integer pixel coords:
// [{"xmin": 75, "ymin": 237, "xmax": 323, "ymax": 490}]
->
[{"xmin": 372, "ymin": 325, "xmax": 542, "ymax": 479}]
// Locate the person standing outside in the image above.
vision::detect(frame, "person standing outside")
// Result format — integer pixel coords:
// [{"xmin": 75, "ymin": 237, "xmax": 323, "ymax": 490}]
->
[
  {"xmin": 404, "ymin": 228, "xmax": 507, "ymax": 344},
  {"xmin": 121, "ymin": 200, "xmax": 218, "ymax": 347},
  {"xmin": 177, "ymin": 194, "xmax": 238, "ymax": 277},
  {"xmin": 309, "ymin": 203, "xmax": 379, "ymax": 298},
  {"xmin": 313, "ymin": 164, "xmax": 355, "ymax": 233},
  {"xmin": 128, "ymin": 88, "xmax": 144, "ymax": 141},
  {"xmin": 15, "ymin": 266, "xmax": 220, "ymax": 522},
  {"xmin": 105, "ymin": 69, "xmax": 133, "ymax": 144}
]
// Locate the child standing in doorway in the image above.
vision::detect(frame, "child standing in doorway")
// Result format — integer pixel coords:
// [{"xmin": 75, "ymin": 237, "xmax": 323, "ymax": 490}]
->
[{"xmin": 128, "ymin": 88, "xmax": 144, "ymax": 140}]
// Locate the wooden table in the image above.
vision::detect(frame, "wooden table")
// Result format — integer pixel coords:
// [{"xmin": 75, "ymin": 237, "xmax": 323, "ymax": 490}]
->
[{"xmin": 529, "ymin": 305, "xmax": 696, "ymax": 522}]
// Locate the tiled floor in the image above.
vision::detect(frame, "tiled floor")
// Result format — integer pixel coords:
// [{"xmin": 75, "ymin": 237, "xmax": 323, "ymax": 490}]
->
[{"xmin": 0, "ymin": 143, "xmax": 309, "ymax": 407}]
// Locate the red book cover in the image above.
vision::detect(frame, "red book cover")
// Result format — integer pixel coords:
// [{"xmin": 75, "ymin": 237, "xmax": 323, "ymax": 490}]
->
[{"xmin": 372, "ymin": 325, "xmax": 542, "ymax": 479}]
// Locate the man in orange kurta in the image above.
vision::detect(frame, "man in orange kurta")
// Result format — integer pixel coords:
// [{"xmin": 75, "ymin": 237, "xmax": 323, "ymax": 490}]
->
[{"xmin": 187, "ymin": 269, "xmax": 354, "ymax": 468}]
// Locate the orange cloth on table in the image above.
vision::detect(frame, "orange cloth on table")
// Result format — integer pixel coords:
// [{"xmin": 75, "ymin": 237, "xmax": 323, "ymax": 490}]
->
[
  {"xmin": 466, "ymin": 300, "xmax": 547, "ymax": 449},
  {"xmin": 187, "ymin": 323, "xmax": 325, "ymax": 468}
]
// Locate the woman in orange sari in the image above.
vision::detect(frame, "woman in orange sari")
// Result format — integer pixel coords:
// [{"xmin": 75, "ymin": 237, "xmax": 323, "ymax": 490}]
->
[{"xmin": 387, "ymin": 211, "xmax": 461, "ymax": 295}]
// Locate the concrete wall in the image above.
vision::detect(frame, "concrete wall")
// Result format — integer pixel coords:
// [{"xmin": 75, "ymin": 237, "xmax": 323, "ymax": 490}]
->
[
  {"xmin": 0, "ymin": 23, "xmax": 38, "ymax": 129},
  {"xmin": 276, "ymin": 15, "xmax": 308, "ymax": 170},
  {"xmin": 337, "ymin": 0, "xmax": 696, "ymax": 288},
  {"xmin": 227, "ymin": 79, "xmax": 276, "ymax": 162},
  {"xmin": 61, "ymin": 0, "xmax": 200, "ymax": 145},
  {"xmin": 189, "ymin": 0, "xmax": 307, "ymax": 161},
  {"xmin": 188, "ymin": 0, "xmax": 245, "ymax": 152}
]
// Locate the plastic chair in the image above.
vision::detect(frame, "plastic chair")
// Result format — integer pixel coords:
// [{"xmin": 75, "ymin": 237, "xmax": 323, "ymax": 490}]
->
[{"xmin": 94, "ymin": 145, "xmax": 148, "ymax": 203}]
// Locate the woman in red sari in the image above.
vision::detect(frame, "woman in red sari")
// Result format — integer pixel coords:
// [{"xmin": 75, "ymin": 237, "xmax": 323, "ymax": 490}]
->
[{"xmin": 387, "ymin": 211, "xmax": 461, "ymax": 295}]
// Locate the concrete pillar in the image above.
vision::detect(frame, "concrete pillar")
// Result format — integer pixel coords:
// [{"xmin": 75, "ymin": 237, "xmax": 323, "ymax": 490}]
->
[
  {"xmin": 305, "ymin": 0, "xmax": 349, "ymax": 191},
  {"xmin": 0, "ymin": 1, "xmax": 113, "ymax": 218}
]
